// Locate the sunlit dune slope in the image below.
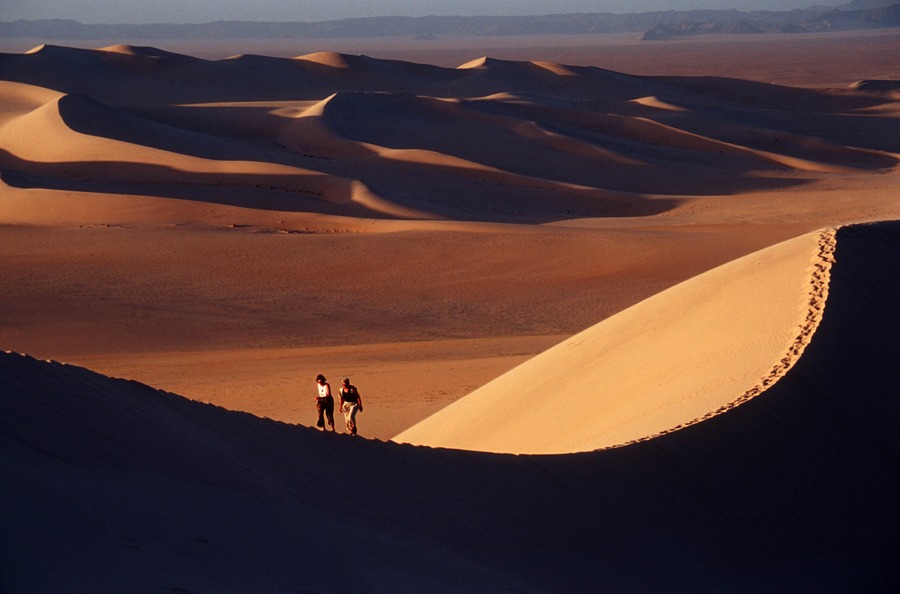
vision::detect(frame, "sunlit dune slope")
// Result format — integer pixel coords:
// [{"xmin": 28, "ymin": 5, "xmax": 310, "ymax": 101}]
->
[
  {"xmin": 396, "ymin": 226, "xmax": 836, "ymax": 454},
  {"xmin": 2, "ymin": 222, "xmax": 898, "ymax": 591},
  {"xmin": 1, "ymin": 45, "xmax": 896, "ymax": 224}
]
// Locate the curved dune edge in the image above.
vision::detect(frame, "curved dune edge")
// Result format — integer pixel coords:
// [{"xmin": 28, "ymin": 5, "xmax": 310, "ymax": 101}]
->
[
  {"xmin": 1, "ymin": 92, "xmax": 329, "ymax": 178},
  {"xmin": 395, "ymin": 228, "xmax": 838, "ymax": 455},
  {"xmin": 610, "ymin": 227, "xmax": 836, "ymax": 450}
]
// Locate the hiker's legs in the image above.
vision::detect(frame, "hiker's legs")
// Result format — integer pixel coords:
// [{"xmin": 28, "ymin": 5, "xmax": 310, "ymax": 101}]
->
[
  {"xmin": 348, "ymin": 403, "xmax": 358, "ymax": 435},
  {"xmin": 325, "ymin": 395, "xmax": 335, "ymax": 431},
  {"xmin": 316, "ymin": 398, "xmax": 325, "ymax": 429},
  {"xmin": 343, "ymin": 402, "xmax": 358, "ymax": 435}
]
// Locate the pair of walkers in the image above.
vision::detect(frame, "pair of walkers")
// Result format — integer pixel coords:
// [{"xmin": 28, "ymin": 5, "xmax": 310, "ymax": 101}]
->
[{"xmin": 314, "ymin": 374, "xmax": 363, "ymax": 436}]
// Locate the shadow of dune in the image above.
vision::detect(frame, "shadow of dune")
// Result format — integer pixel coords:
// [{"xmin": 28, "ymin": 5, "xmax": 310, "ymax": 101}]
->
[
  {"xmin": 0, "ymin": 45, "xmax": 331, "ymax": 104},
  {"xmin": 329, "ymin": 158, "xmax": 684, "ymax": 222},
  {"xmin": 57, "ymin": 86, "xmax": 881, "ymax": 199},
  {"xmin": 5, "ymin": 44, "xmax": 896, "ymax": 113},
  {"xmin": 0, "ymin": 45, "xmax": 469, "ymax": 104},
  {"xmin": 2, "ymin": 222, "xmax": 898, "ymax": 590},
  {"xmin": 315, "ymin": 92, "xmax": 814, "ymax": 194},
  {"xmin": 645, "ymin": 105, "xmax": 900, "ymax": 164},
  {"xmin": 0, "ymin": 150, "xmax": 367, "ymax": 216},
  {"xmin": 0, "ymin": 152, "xmax": 672, "ymax": 224},
  {"xmin": 465, "ymin": 89, "xmax": 899, "ymax": 171},
  {"xmin": 0, "ymin": 149, "xmax": 680, "ymax": 223},
  {"xmin": 54, "ymin": 90, "xmax": 816, "ymax": 195},
  {"xmin": 55, "ymin": 94, "xmax": 285, "ymax": 164},
  {"xmin": 54, "ymin": 91, "xmax": 817, "ymax": 203},
  {"xmin": 657, "ymin": 74, "xmax": 897, "ymax": 113}
]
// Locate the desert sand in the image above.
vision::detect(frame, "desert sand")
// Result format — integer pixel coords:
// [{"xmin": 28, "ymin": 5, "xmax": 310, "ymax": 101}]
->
[
  {"xmin": 1, "ymin": 30, "xmax": 899, "ymax": 590},
  {"xmin": 2, "ymin": 221, "xmax": 899, "ymax": 590},
  {"xmin": 396, "ymin": 228, "xmax": 840, "ymax": 454}
]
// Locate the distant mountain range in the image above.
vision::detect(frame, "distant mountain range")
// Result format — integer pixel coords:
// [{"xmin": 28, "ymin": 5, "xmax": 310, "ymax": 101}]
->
[
  {"xmin": 1, "ymin": 2, "xmax": 897, "ymax": 42},
  {"xmin": 642, "ymin": 1, "xmax": 900, "ymax": 39}
]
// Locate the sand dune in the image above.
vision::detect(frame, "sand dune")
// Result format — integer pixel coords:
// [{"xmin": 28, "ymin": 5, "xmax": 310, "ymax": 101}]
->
[
  {"xmin": 395, "ymin": 227, "xmax": 837, "ymax": 454},
  {"xmin": 3, "ymin": 45, "xmax": 896, "ymax": 224},
  {"xmin": 0, "ymin": 88, "xmax": 390, "ymax": 216},
  {"xmin": 294, "ymin": 50, "xmax": 455, "ymax": 85},
  {"xmin": 2, "ymin": 221, "xmax": 898, "ymax": 591}
]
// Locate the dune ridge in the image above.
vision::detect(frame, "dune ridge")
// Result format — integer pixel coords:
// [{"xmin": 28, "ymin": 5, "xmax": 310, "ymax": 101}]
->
[
  {"xmin": 2, "ymin": 221, "xmax": 898, "ymax": 591},
  {"xmin": 395, "ymin": 227, "xmax": 838, "ymax": 454},
  {"xmin": 614, "ymin": 227, "xmax": 837, "ymax": 448}
]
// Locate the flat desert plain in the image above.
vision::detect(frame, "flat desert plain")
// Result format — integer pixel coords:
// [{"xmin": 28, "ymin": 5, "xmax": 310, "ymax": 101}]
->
[{"xmin": 2, "ymin": 31, "xmax": 899, "ymax": 591}]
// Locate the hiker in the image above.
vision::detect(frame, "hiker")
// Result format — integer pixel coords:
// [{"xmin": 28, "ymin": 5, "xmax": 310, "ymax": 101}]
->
[
  {"xmin": 339, "ymin": 377, "xmax": 364, "ymax": 436},
  {"xmin": 314, "ymin": 374, "xmax": 335, "ymax": 431}
]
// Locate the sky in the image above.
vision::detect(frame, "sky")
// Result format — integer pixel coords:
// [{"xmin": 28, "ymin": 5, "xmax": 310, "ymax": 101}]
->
[{"xmin": 1, "ymin": 1, "xmax": 845, "ymax": 24}]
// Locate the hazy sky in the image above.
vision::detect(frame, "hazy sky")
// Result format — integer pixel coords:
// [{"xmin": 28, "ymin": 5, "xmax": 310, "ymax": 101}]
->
[{"xmin": 1, "ymin": 1, "xmax": 844, "ymax": 24}]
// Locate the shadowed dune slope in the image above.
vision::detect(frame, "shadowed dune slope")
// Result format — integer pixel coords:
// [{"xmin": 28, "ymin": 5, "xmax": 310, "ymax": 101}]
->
[
  {"xmin": 395, "ymin": 227, "xmax": 835, "ymax": 454},
  {"xmin": 2, "ymin": 221, "xmax": 898, "ymax": 591}
]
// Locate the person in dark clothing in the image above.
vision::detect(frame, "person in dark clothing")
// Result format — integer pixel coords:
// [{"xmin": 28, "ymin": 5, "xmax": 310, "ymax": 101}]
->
[{"xmin": 339, "ymin": 377, "xmax": 364, "ymax": 436}]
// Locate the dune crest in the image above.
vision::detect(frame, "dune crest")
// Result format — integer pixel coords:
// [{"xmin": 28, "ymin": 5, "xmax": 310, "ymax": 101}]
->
[
  {"xmin": 850, "ymin": 79, "xmax": 900, "ymax": 93},
  {"xmin": 614, "ymin": 227, "xmax": 837, "ymax": 448},
  {"xmin": 395, "ymin": 228, "xmax": 838, "ymax": 454},
  {"xmin": 96, "ymin": 45, "xmax": 189, "ymax": 60},
  {"xmin": 530, "ymin": 60, "xmax": 579, "ymax": 76},
  {"xmin": 275, "ymin": 92, "xmax": 381, "ymax": 159},
  {"xmin": 457, "ymin": 56, "xmax": 490, "ymax": 69},
  {"xmin": 295, "ymin": 51, "xmax": 359, "ymax": 69},
  {"xmin": 349, "ymin": 180, "xmax": 436, "ymax": 219},
  {"xmin": 0, "ymin": 81, "xmax": 63, "ymax": 115},
  {"xmin": 630, "ymin": 95, "xmax": 689, "ymax": 112}
]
